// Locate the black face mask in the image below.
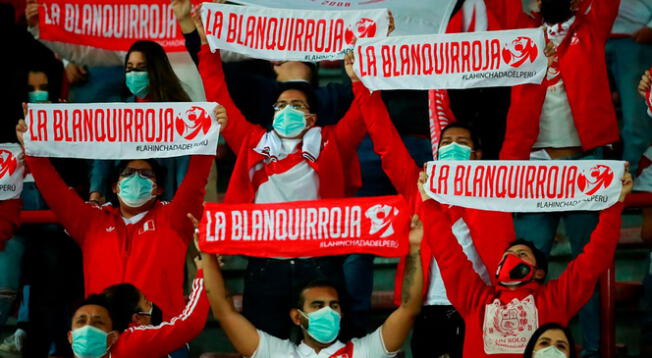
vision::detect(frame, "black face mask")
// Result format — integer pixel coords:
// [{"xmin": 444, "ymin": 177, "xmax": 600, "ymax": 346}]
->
[
  {"xmin": 150, "ymin": 304, "xmax": 163, "ymax": 326},
  {"xmin": 540, "ymin": 0, "xmax": 574, "ymax": 24}
]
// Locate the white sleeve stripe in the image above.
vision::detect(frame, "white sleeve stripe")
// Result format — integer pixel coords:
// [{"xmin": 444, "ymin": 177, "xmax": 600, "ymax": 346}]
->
[{"xmin": 127, "ymin": 278, "xmax": 204, "ymax": 333}]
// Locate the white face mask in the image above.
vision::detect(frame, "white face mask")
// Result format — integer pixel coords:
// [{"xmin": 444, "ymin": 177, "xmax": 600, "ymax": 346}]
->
[{"xmin": 534, "ymin": 346, "xmax": 568, "ymax": 358}]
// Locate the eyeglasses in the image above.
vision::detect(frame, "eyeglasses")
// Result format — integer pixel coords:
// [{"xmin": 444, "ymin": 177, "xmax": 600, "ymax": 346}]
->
[
  {"xmin": 120, "ymin": 167, "xmax": 156, "ymax": 179},
  {"xmin": 272, "ymin": 100, "xmax": 310, "ymax": 111}
]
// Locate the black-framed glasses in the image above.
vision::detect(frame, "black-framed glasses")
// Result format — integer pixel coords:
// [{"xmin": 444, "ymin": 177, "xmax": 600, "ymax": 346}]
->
[
  {"xmin": 120, "ymin": 167, "xmax": 156, "ymax": 179},
  {"xmin": 272, "ymin": 100, "xmax": 310, "ymax": 111}
]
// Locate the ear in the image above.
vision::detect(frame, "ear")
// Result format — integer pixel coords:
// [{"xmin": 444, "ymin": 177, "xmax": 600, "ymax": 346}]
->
[
  {"xmin": 67, "ymin": 330, "xmax": 73, "ymax": 345},
  {"xmin": 472, "ymin": 150, "xmax": 483, "ymax": 160},
  {"xmin": 153, "ymin": 184, "xmax": 163, "ymax": 196},
  {"xmin": 289, "ymin": 308, "xmax": 302, "ymax": 326},
  {"xmin": 534, "ymin": 268, "xmax": 546, "ymax": 281},
  {"xmin": 306, "ymin": 114, "xmax": 317, "ymax": 127},
  {"xmin": 132, "ymin": 313, "xmax": 148, "ymax": 326},
  {"xmin": 112, "ymin": 182, "xmax": 118, "ymax": 194},
  {"xmin": 107, "ymin": 331, "xmax": 119, "ymax": 346}
]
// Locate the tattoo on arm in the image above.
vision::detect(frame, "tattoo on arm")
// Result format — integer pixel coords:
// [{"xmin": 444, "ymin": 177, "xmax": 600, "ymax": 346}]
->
[{"xmin": 402, "ymin": 251, "xmax": 420, "ymax": 304}]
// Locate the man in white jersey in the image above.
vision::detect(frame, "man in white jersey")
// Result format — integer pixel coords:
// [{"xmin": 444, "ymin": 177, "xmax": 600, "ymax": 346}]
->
[{"xmin": 190, "ymin": 213, "xmax": 424, "ymax": 358}]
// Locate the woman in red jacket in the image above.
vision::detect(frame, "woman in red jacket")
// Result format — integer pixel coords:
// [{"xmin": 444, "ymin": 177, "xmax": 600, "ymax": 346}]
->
[{"xmin": 15, "ymin": 113, "xmax": 220, "ymax": 322}]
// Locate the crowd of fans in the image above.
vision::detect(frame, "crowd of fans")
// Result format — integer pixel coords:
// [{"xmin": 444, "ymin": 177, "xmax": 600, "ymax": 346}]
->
[{"xmin": 0, "ymin": 0, "xmax": 651, "ymax": 357}]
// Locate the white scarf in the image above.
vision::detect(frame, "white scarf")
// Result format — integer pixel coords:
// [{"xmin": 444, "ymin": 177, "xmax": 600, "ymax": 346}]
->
[
  {"xmin": 253, "ymin": 127, "xmax": 322, "ymax": 162},
  {"xmin": 545, "ymin": 16, "xmax": 576, "ymax": 47}
]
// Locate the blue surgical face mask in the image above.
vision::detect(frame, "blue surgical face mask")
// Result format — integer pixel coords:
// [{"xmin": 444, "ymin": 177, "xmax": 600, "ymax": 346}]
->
[
  {"xmin": 28, "ymin": 90, "xmax": 49, "ymax": 103},
  {"xmin": 273, "ymin": 106, "xmax": 307, "ymax": 138},
  {"xmin": 438, "ymin": 142, "xmax": 473, "ymax": 161},
  {"xmin": 71, "ymin": 325, "xmax": 110, "ymax": 358},
  {"xmin": 299, "ymin": 306, "xmax": 341, "ymax": 344},
  {"xmin": 534, "ymin": 346, "xmax": 568, "ymax": 358},
  {"xmin": 125, "ymin": 71, "xmax": 149, "ymax": 99},
  {"xmin": 117, "ymin": 173, "xmax": 155, "ymax": 208}
]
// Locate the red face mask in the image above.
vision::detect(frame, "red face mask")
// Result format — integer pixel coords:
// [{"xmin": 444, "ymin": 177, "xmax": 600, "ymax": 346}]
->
[{"xmin": 496, "ymin": 254, "xmax": 536, "ymax": 286}]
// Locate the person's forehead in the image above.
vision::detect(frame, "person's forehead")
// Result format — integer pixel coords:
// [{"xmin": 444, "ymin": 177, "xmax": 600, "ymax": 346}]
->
[
  {"xmin": 303, "ymin": 286, "xmax": 339, "ymax": 302},
  {"xmin": 277, "ymin": 89, "xmax": 308, "ymax": 103},
  {"xmin": 539, "ymin": 329, "xmax": 568, "ymax": 343},
  {"xmin": 507, "ymin": 244, "xmax": 534, "ymax": 254},
  {"xmin": 127, "ymin": 51, "xmax": 146, "ymax": 63},
  {"xmin": 74, "ymin": 304, "xmax": 110, "ymax": 320},
  {"xmin": 442, "ymin": 127, "xmax": 472, "ymax": 139},
  {"xmin": 28, "ymin": 72, "xmax": 48, "ymax": 82},
  {"xmin": 126, "ymin": 160, "xmax": 153, "ymax": 170}
]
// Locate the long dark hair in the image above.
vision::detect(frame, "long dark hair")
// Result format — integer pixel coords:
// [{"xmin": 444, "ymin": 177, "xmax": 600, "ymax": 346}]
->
[
  {"xmin": 124, "ymin": 41, "xmax": 191, "ymax": 102},
  {"xmin": 523, "ymin": 323, "xmax": 576, "ymax": 358}
]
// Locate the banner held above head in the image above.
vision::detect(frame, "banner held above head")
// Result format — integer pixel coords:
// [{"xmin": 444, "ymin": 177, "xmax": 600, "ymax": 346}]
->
[
  {"xmin": 230, "ymin": 0, "xmax": 457, "ymax": 36},
  {"xmin": 200, "ymin": 3, "xmax": 390, "ymax": 61},
  {"xmin": 37, "ymin": 0, "xmax": 188, "ymax": 52},
  {"xmin": 199, "ymin": 196, "xmax": 410, "ymax": 258},
  {"xmin": 354, "ymin": 28, "xmax": 547, "ymax": 91},
  {"xmin": 423, "ymin": 160, "xmax": 626, "ymax": 212},
  {"xmin": 23, "ymin": 102, "xmax": 220, "ymax": 159},
  {"xmin": 0, "ymin": 143, "xmax": 25, "ymax": 201}
]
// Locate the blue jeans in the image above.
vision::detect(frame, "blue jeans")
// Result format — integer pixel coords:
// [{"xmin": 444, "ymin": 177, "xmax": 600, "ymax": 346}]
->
[
  {"xmin": 514, "ymin": 149, "xmax": 603, "ymax": 357},
  {"xmin": 606, "ymin": 38, "xmax": 652, "ymax": 173},
  {"xmin": 0, "ymin": 235, "xmax": 26, "ymax": 327}
]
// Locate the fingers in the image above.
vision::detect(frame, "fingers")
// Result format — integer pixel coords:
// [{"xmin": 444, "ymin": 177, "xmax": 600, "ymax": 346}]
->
[{"xmin": 187, "ymin": 212, "xmax": 199, "ymax": 228}]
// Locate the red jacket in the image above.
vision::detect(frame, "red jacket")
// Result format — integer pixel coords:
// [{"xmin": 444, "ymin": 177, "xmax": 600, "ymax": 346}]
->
[
  {"xmin": 110, "ymin": 271, "xmax": 209, "ymax": 358},
  {"xmin": 358, "ymin": 84, "xmax": 514, "ymax": 305},
  {"xmin": 422, "ymin": 199, "xmax": 624, "ymax": 358},
  {"xmin": 198, "ymin": 45, "xmax": 368, "ymax": 203},
  {"xmin": 0, "ymin": 199, "xmax": 21, "ymax": 250},
  {"xmin": 26, "ymin": 155, "xmax": 212, "ymax": 319},
  {"xmin": 499, "ymin": 0, "xmax": 621, "ymax": 159}
]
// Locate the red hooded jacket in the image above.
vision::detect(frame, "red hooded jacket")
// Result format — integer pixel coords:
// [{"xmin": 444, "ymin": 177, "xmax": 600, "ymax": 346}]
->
[
  {"xmin": 422, "ymin": 199, "xmax": 624, "ymax": 358},
  {"xmin": 499, "ymin": 0, "xmax": 621, "ymax": 159},
  {"xmin": 197, "ymin": 45, "xmax": 369, "ymax": 203},
  {"xmin": 26, "ymin": 155, "xmax": 212, "ymax": 319},
  {"xmin": 109, "ymin": 271, "xmax": 209, "ymax": 358}
]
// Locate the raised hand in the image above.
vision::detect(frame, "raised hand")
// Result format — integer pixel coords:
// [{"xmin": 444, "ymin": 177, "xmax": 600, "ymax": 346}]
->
[
  {"xmin": 638, "ymin": 70, "xmax": 652, "ymax": 98},
  {"xmin": 344, "ymin": 50, "xmax": 359, "ymax": 83}
]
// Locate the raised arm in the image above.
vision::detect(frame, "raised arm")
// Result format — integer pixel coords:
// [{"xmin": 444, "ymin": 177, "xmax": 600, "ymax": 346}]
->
[
  {"xmin": 166, "ymin": 155, "xmax": 214, "ymax": 242},
  {"xmin": 195, "ymin": 13, "xmax": 264, "ymax": 153},
  {"xmin": 380, "ymin": 215, "xmax": 424, "ymax": 352},
  {"xmin": 190, "ymin": 213, "xmax": 259, "ymax": 357},
  {"xmin": 356, "ymin": 70, "xmax": 419, "ymax": 198},
  {"xmin": 584, "ymin": 0, "xmax": 621, "ymax": 40},
  {"xmin": 117, "ymin": 270, "xmax": 209, "ymax": 357},
  {"xmin": 418, "ymin": 174, "xmax": 492, "ymax": 316},
  {"xmin": 547, "ymin": 171, "xmax": 631, "ymax": 316}
]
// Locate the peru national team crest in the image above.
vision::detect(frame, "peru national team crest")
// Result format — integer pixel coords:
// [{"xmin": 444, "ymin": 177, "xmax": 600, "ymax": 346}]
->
[
  {"xmin": 0, "ymin": 143, "xmax": 25, "ymax": 200},
  {"xmin": 483, "ymin": 295, "xmax": 538, "ymax": 354},
  {"xmin": 502, "ymin": 36, "xmax": 538, "ymax": 68}
]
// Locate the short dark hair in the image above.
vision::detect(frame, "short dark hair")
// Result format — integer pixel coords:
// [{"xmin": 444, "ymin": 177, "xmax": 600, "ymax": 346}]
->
[
  {"xmin": 72, "ymin": 294, "xmax": 115, "ymax": 328},
  {"xmin": 294, "ymin": 279, "xmax": 340, "ymax": 309},
  {"xmin": 440, "ymin": 122, "xmax": 482, "ymax": 151},
  {"xmin": 540, "ymin": 0, "xmax": 573, "ymax": 25},
  {"xmin": 523, "ymin": 322, "xmax": 577, "ymax": 358},
  {"xmin": 103, "ymin": 283, "xmax": 142, "ymax": 332},
  {"xmin": 506, "ymin": 239, "xmax": 548, "ymax": 281},
  {"xmin": 112, "ymin": 159, "xmax": 166, "ymax": 187},
  {"xmin": 276, "ymin": 81, "xmax": 318, "ymax": 115}
]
